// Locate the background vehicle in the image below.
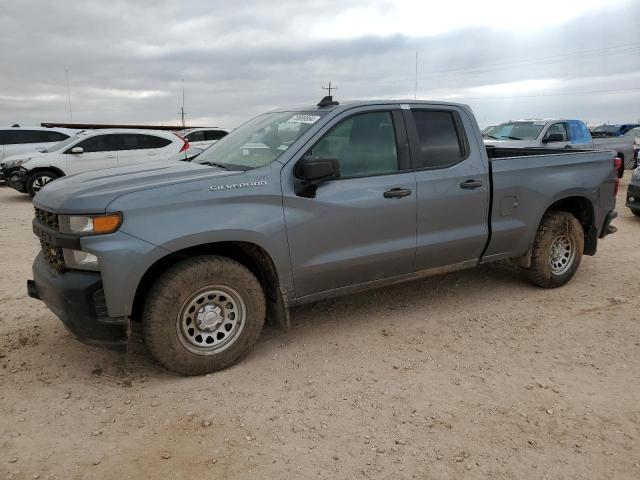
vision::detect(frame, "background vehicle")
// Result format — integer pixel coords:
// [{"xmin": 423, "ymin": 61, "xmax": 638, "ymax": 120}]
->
[
  {"xmin": 0, "ymin": 126, "xmax": 80, "ymax": 180},
  {"xmin": 626, "ymin": 167, "xmax": 640, "ymax": 217},
  {"xmin": 168, "ymin": 146, "xmax": 205, "ymax": 162},
  {"xmin": 622, "ymin": 126, "xmax": 640, "ymax": 169},
  {"xmin": 2, "ymin": 129, "xmax": 188, "ymax": 197},
  {"xmin": 181, "ymin": 128, "xmax": 230, "ymax": 149},
  {"xmin": 483, "ymin": 119, "xmax": 594, "ymax": 149},
  {"xmin": 590, "ymin": 124, "xmax": 637, "ymax": 173},
  {"xmin": 27, "ymin": 99, "xmax": 618, "ymax": 376}
]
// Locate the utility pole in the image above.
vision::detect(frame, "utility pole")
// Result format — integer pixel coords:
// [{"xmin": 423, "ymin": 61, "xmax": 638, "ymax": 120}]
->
[
  {"xmin": 179, "ymin": 79, "xmax": 186, "ymax": 129},
  {"xmin": 322, "ymin": 81, "xmax": 337, "ymax": 97},
  {"xmin": 65, "ymin": 69, "xmax": 73, "ymax": 122},
  {"xmin": 414, "ymin": 52, "xmax": 418, "ymax": 100}
]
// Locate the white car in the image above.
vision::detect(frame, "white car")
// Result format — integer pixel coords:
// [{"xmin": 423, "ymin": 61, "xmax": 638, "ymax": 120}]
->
[
  {"xmin": 2, "ymin": 129, "xmax": 188, "ymax": 197},
  {"xmin": 181, "ymin": 128, "xmax": 230, "ymax": 149},
  {"xmin": 0, "ymin": 127, "xmax": 81, "ymax": 181}
]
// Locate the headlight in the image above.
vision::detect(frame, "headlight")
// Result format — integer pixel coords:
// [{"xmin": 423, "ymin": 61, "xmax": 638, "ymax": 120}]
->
[
  {"xmin": 2, "ymin": 158, "xmax": 30, "ymax": 169},
  {"xmin": 59, "ymin": 213, "xmax": 122, "ymax": 235},
  {"xmin": 62, "ymin": 249, "xmax": 100, "ymax": 271}
]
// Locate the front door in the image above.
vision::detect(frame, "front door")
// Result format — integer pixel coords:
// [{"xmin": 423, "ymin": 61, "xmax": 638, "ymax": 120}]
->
[
  {"xmin": 542, "ymin": 122, "xmax": 571, "ymax": 149},
  {"xmin": 65, "ymin": 133, "xmax": 118, "ymax": 174},
  {"xmin": 282, "ymin": 108, "xmax": 417, "ymax": 299}
]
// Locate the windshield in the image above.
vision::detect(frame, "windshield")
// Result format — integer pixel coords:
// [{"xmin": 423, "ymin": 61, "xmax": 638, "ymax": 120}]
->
[
  {"xmin": 591, "ymin": 125, "xmax": 620, "ymax": 134},
  {"xmin": 486, "ymin": 121, "xmax": 545, "ymax": 140},
  {"xmin": 42, "ymin": 134, "xmax": 82, "ymax": 152},
  {"xmin": 193, "ymin": 111, "xmax": 326, "ymax": 170}
]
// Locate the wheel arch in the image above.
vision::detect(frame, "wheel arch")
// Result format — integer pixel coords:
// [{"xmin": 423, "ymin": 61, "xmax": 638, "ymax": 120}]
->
[
  {"xmin": 27, "ymin": 166, "xmax": 66, "ymax": 178},
  {"xmin": 131, "ymin": 241, "xmax": 290, "ymax": 329},
  {"xmin": 542, "ymin": 195, "xmax": 596, "ymax": 255}
]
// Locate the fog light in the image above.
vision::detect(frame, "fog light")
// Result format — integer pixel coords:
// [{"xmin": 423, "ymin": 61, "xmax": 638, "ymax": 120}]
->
[{"xmin": 62, "ymin": 249, "xmax": 99, "ymax": 271}]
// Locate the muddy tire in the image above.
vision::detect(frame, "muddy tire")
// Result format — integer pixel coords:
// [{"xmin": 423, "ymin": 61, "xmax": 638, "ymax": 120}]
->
[
  {"xmin": 142, "ymin": 255, "xmax": 266, "ymax": 375},
  {"xmin": 527, "ymin": 211, "xmax": 584, "ymax": 288},
  {"xmin": 27, "ymin": 170, "xmax": 59, "ymax": 197}
]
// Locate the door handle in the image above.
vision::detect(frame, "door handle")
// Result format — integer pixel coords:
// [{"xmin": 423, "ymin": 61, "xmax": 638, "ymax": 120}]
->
[
  {"xmin": 146, "ymin": 152, "xmax": 158, "ymax": 155},
  {"xmin": 460, "ymin": 179, "xmax": 483, "ymax": 190},
  {"xmin": 383, "ymin": 187, "xmax": 412, "ymax": 198},
  {"xmin": 105, "ymin": 154, "xmax": 115, "ymax": 158}
]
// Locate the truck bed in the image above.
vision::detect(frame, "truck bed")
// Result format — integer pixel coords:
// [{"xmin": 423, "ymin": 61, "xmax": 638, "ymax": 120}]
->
[{"xmin": 482, "ymin": 148, "xmax": 616, "ymax": 261}]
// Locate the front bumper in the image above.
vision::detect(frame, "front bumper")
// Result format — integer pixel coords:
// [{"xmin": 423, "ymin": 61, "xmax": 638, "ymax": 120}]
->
[
  {"xmin": 28, "ymin": 253, "xmax": 129, "ymax": 349},
  {"xmin": 626, "ymin": 182, "xmax": 640, "ymax": 212},
  {"xmin": 2, "ymin": 166, "xmax": 28, "ymax": 192}
]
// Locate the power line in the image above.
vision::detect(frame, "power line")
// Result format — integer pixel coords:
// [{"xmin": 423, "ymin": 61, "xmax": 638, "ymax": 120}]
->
[{"xmin": 449, "ymin": 86, "xmax": 640, "ymax": 101}]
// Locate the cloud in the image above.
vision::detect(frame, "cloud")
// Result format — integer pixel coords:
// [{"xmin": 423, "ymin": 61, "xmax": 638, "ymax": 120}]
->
[{"xmin": 0, "ymin": 0, "xmax": 638, "ymax": 128}]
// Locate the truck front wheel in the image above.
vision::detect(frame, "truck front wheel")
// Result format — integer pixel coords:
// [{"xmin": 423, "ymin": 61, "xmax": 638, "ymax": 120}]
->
[
  {"xmin": 527, "ymin": 211, "xmax": 584, "ymax": 288},
  {"xmin": 142, "ymin": 255, "xmax": 266, "ymax": 375}
]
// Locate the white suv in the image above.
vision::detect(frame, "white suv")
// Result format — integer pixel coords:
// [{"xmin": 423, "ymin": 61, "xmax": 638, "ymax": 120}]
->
[
  {"xmin": 2, "ymin": 129, "xmax": 188, "ymax": 197},
  {"xmin": 0, "ymin": 127, "xmax": 81, "ymax": 182},
  {"xmin": 181, "ymin": 128, "xmax": 229, "ymax": 149}
]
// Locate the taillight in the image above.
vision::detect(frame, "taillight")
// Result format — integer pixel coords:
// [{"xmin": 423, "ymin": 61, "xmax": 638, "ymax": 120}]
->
[
  {"xmin": 173, "ymin": 133, "xmax": 189, "ymax": 153},
  {"xmin": 614, "ymin": 157, "xmax": 621, "ymax": 196}
]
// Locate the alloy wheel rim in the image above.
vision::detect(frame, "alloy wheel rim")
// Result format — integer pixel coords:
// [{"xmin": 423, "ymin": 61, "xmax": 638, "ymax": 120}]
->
[{"xmin": 32, "ymin": 175, "xmax": 54, "ymax": 192}]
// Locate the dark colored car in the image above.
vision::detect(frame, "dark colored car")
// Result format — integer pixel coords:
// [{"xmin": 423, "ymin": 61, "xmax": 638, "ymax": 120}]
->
[{"xmin": 626, "ymin": 168, "xmax": 640, "ymax": 217}]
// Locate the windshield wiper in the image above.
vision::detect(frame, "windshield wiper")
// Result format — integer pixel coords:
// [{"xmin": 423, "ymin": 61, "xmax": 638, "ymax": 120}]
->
[
  {"xmin": 484, "ymin": 134, "xmax": 498, "ymax": 139},
  {"xmin": 502, "ymin": 136, "xmax": 523, "ymax": 140},
  {"xmin": 198, "ymin": 161, "xmax": 252, "ymax": 171}
]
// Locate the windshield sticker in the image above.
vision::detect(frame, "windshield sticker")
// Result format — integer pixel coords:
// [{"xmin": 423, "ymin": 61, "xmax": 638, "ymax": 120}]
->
[{"xmin": 287, "ymin": 114, "xmax": 321, "ymax": 124}]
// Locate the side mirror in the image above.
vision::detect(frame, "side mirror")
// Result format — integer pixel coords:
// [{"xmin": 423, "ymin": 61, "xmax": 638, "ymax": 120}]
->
[
  {"xmin": 294, "ymin": 156, "xmax": 340, "ymax": 197},
  {"xmin": 295, "ymin": 156, "xmax": 340, "ymax": 184},
  {"xmin": 70, "ymin": 146, "xmax": 84, "ymax": 154},
  {"xmin": 543, "ymin": 133, "xmax": 564, "ymax": 143}
]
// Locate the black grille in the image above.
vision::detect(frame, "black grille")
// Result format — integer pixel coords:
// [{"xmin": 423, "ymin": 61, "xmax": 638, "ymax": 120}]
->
[
  {"xmin": 40, "ymin": 240, "xmax": 65, "ymax": 272},
  {"xmin": 34, "ymin": 207, "xmax": 59, "ymax": 230},
  {"xmin": 34, "ymin": 207, "xmax": 65, "ymax": 271}
]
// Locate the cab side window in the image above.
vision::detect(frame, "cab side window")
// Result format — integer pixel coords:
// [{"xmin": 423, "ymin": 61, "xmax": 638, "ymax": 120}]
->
[
  {"xmin": 309, "ymin": 111, "xmax": 398, "ymax": 178},
  {"xmin": 544, "ymin": 123, "xmax": 568, "ymax": 142},
  {"xmin": 410, "ymin": 110, "xmax": 466, "ymax": 169},
  {"xmin": 73, "ymin": 134, "xmax": 118, "ymax": 153}
]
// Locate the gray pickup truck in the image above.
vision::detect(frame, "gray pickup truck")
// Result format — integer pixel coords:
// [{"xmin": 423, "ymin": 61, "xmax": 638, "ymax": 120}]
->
[{"xmin": 27, "ymin": 98, "xmax": 619, "ymax": 375}]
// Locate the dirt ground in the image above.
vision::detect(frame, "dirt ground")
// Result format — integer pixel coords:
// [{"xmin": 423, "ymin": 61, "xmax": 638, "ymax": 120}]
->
[{"xmin": 1, "ymin": 178, "xmax": 639, "ymax": 480}]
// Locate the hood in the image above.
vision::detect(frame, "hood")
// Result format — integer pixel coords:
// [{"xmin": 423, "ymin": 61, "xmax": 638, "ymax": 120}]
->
[
  {"xmin": 33, "ymin": 161, "xmax": 241, "ymax": 214},
  {"xmin": 0, "ymin": 150, "xmax": 49, "ymax": 166},
  {"xmin": 483, "ymin": 138, "xmax": 538, "ymax": 148}
]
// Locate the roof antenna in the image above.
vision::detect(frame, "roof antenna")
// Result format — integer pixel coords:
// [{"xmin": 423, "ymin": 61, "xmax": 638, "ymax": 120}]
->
[
  {"xmin": 180, "ymin": 78, "xmax": 186, "ymax": 129},
  {"xmin": 318, "ymin": 81, "xmax": 339, "ymax": 107},
  {"xmin": 65, "ymin": 68, "xmax": 73, "ymax": 122}
]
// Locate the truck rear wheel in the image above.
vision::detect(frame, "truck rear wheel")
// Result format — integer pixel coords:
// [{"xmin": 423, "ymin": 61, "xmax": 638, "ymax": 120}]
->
[
  {"xmin": 142, "ymin": 255, "xmax": 266, "ymax": 375},
  {"xmin": 527, "ymin": 211, "xmax": 584, "ymax": 288}
]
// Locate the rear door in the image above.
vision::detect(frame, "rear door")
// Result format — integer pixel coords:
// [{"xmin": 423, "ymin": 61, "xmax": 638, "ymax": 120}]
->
[
  {"xmin": 404, "ymin": 106, "xmax": 490, "ymax": 271},
  {"xmin": 115, "ymin": 133, "xmax": 174, "ymax": 165},
  {"xmin": 282, "ymin": 107, "xmax": 417, "ymax": 299},
  {"xmin": 65, "ymin": 133, "xmax": 119, "ymax": 174}
]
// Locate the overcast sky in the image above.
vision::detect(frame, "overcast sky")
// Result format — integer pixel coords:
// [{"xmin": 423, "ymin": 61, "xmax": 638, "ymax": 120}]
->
[{"xmin": 1, "ymin": 0, "xmax": 639, "ymax": 128}]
